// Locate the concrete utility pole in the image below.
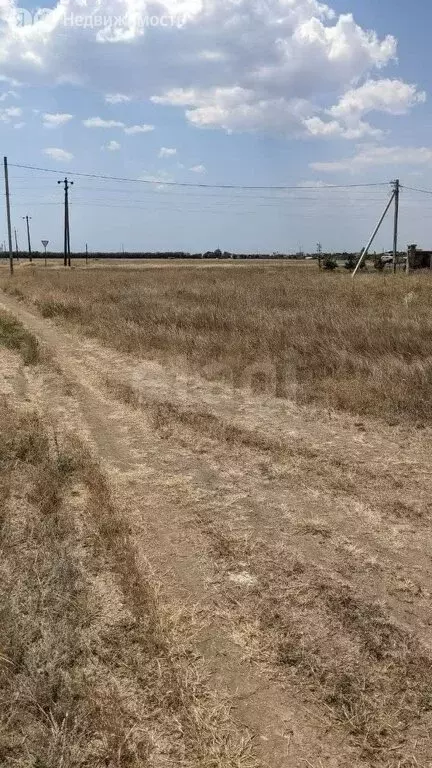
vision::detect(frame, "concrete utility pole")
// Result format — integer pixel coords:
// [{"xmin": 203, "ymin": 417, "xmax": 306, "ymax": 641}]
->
[
  {"xmin": 352, "ymin": 190, "xmax": 396, "ymax": 278},
  {"xmin": 22, "ymin": 215, "xmax": 32, "ymax": 262},
  {"xmin": 3, "ymin": 157, "xmax": 14, "ymax": 275},
  {"xmin": 392, "ymin": 179, "xmax": 400, "ymax": 274},
  {"xmin": 58, "ymin": 177, "xmax": 73, "ymax": 267}
]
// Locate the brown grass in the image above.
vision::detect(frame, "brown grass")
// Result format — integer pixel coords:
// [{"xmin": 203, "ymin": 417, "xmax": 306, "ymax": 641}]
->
[
  {"xmin": 2, "ymin": 263, "xmax": 432, "ymax": 424},
  {"xmin": 0, "ymin": 398, "xmax": 257, "ymax": 768},
  {"xmin": 0, "ymin": 310, "xmax": 39, "ymax": 364}
]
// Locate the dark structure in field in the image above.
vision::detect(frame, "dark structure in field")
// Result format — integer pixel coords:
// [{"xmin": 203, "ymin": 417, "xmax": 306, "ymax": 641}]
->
[{"xmin": 408, "ymin": 244, "xmax": 432, "ymax": 270}]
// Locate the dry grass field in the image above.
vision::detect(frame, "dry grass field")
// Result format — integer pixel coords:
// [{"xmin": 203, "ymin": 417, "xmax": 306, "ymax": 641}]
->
[
  {"xmin": 1, "ymin": 262, "xmax": 432, "ymax": 768},
  {"xmin": 2, "ymin": 262, "xmax": 432, "ymax": 424}
]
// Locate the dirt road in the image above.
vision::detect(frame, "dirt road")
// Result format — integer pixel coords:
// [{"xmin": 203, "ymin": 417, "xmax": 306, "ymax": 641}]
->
[{"xmin": 1, "ymin": 290, "xmax": 431, "ymax": 767}]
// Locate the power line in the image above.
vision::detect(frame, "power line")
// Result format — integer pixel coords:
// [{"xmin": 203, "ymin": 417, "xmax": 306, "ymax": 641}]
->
[
  {"xmin": 9, "ymin": 194, "xmax": 390, "ymax": 206},
  {"xmin": 3, "ymin": 200, "xmax": 384, "ymax": 224},
  {"xmin": 401, "ymin": 184, "xmax": 432, "ymax": 196},
  {"xmin": 6, "ymin": 184, "xmax": 391, "ymax": 201},
  {"xmin": 7, "ymin": 200, "xmax": 392, "ymax": 217},
  {"xmin": 9, "ymin": 162, "xmax": 389, "ymax": 192}
]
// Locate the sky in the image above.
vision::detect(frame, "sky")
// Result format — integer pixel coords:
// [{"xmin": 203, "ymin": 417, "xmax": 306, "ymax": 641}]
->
[{"xmin": 0, "ymin": 0, "xmax": 431, "ymax": 253}]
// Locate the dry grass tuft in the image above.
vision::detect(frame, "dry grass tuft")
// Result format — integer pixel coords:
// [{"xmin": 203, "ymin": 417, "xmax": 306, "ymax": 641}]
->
[{"xmin": 0, "ymin": 310, "xmax": 39, "ymax": 364}]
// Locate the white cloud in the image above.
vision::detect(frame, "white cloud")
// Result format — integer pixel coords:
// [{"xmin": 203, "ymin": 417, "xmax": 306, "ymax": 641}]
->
[
  {"xmin": 159, "ymin": 147, "xmax": 177, "ymax": 158},
  {"xmin": 105, "ymin": 93, "xmax": 131, "ymax": 104},
  {"xmin": 83, "ymin": 117, "xmax": 125, "ymax": 128},
  {"xmin": 0, "ymin": 0, "xmax": 422, "ymax": 138},
  {"xmin": 139, "ymin": 170, "xmax": 175, "ymax": 187},
  {"xmin": 199, "ymin": 50, "xmax": 227, "ymax": 62},
  {"xmin": 124, "ymin": 123, "xmax": 155, "ymax": 134},
  {"xmin": 304, "ymin": 118, "xmax": 345, "ymax": 138},
  {"xmin": 298, "ymin": 180, "xmax": 328, "ymax": 188},
  {"xmin": 303, "ymin": 79, "xmax": 425, "ymax": 140},
  {"xmin": 13, "ymin": 121, "xmax": 25, "ymax": 129},
  {"xmin": 304, "ymin": 116, "xmax": 383, "ymax": 140},
  {"xmin": 310, "ymin": 144, "xmax": 432, "ymax": 173},
  {"xmin": 153, "ymin": 87, "xmax": 313, "ymax": 134},
  {"xmin": 0, "ymin": 89, "xmax": 18, "ymax": 102},
  {"xmin": 21, "ymin": 50, "xmax": 42, "ymax": 66},
  {"xmin": 42, "ymin": 112, "xmax": 73, "ymax": 128},
  {"xmin": 0, "ymin": 75, "xmax": 21, "ymax": 87},
  {"xmin": 146, "ymin": 6, "xmax": 403, "ymax": 135},
  {"xmin": 84, "ymin": 116, "xmax": 155, "ymax": 134},
  {"xmin": 189, "ymin": 164, "xmax": 206, "ymax": 173},
  {"xmin": 43, "ymin": 147, "xmax": 74, "ymax": 162},
  {"xmin": 103, "ymin": 139, "xmax": 121, "ymax": 151},
  {"xmin": 330, "ymin": 79, "xmax": 426, "ymax": 119},
  {"xmin": 0, "ymin": 105, "xmax": 22, "ymax": 123},
  {"xmin": 3, "ymin": 106, "xmax": 21, "ymax": 118}
]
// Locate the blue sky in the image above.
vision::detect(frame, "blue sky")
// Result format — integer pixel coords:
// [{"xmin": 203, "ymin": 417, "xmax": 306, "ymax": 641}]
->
[{"xmin": 0, "ymin": 0, "xmax": 431, "ymax": 253}]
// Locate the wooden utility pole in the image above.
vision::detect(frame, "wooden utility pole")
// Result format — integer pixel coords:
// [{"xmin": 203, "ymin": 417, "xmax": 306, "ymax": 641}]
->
[
  {"xmin": 14, "ymin": 228, "xmax": 19, "ymax": 261},
  {"xmin": 85, "ymin": 242, "xmax": 88, "ymax": 265},
  {"xmin": 3, "ymin": 157, "xmax": 14, "ymax": 275},
  {"xmin": 392, "ymin": 179, "xmax": 400, "ymax": 274},
  {"xmin": 58, "ymin": 177, "xmax": 73, "ymax": 267},
  {"xmin": 22, "ymin": 215, "xmax": 32, "ymax": 262},
  {"xmin": 317, "ymin": 242, "xmax": 322, "ymax": 270}
]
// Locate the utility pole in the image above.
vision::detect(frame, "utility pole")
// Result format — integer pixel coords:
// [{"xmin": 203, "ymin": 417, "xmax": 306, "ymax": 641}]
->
[
  {"xmin": 58, "ymin": 177, "xmax": 73, "ymax": 267},
  {"xmin": 317, "ymin": 242, "xmax": 322, "ymax": 270},
  {"xmin": 85, "ymin": 242, "xmax": 88, "ymax": 265},
  {"xmin": 3, "ymin": 157, "xmax": 13, "ymax": 275},
  {"xmin": 22, "ymin": 215, "xmax": 32, "ymax": 262},
  {"xmin": 352, "ymin": 190, "xmax": 396, "ymax": 278},
  {"xmin": 14, "ymin": 228, "xmax": 19, "ymax": 261},
  {"xmin": 392, "ymin": 179, "xmax": 400, "ymax": 274}
]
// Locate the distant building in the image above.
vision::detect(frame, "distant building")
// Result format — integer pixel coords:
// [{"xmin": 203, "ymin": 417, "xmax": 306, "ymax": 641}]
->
[{"xmin": 407, "ymin": 244, "xmax": 432, "ymax": 270}]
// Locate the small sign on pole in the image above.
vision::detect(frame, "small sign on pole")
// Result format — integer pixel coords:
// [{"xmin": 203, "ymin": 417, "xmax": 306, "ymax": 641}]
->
[{"xmin": 41, "ymin": 240, "xmax": 49, "ymax": 266}]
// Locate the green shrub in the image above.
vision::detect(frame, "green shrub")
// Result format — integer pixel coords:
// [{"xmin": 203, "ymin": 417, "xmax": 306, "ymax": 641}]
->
[{"xmin": 322, "ymin": 255, "xmax": 338, "ymax": 271}]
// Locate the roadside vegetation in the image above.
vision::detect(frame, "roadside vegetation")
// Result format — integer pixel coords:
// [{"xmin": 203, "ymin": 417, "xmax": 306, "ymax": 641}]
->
[
  {"xmin": 2, "ymin": 263, "xmax": 432, "ymax": 424},
  {"xmin": 0, "ymin": 310, "xmax": 39, "ymax": 364}
]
